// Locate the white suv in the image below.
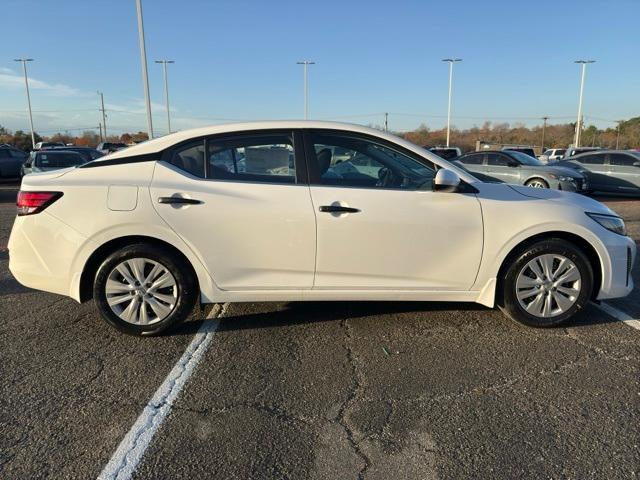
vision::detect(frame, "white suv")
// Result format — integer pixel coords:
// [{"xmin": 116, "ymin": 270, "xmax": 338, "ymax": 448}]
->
[{"xmin": 8, "ymin": 121, "xmax": 635, "ymax": 335}]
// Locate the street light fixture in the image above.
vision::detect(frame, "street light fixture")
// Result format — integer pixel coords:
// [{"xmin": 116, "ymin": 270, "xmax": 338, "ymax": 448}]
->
[
  {"xmin": 296, "ymin": 60, "xmax": 315, "ymax": 119},
  {"xmin": 155, "ymin": 60, "xmax": 175, "ymax": 134},
  {"xmin": 574, "ymin": 59, "xmax": 595, "ymax": 148},
  {"xmin": 442, "ymin": 58, "xmax": 462, "ymax": 147},
  {"xmin": 13, "ymin": 58, "xmax": 36, "ymax": 149}
]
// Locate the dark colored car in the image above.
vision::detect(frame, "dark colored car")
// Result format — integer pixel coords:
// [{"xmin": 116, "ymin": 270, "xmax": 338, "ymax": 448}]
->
[
  {"xmin": 453, "ymin": 150, "xmax": 588, "ymax": 192},
  {"xmin": 502, "ymin": 147, "xmax": 537, "ymax": 158},
  {"xmin": 22, "ymin": 150, "xmax": 88, "ymax": 176},
  {"xmin": 97, "ymin": 142, "xmax": 128, "ymax": 154},
  {"xmin": 425, "ymin": 146, "xmax": 462, "ymax": 160},
  {"xmin": 0, "ymin": 146, "xmax": 28, "ymax": 179},
  {"xmin": 554, "ymin": 150, "xmax": 640, "ymax": 196},
  {"xmin": 50, "ymin": 146, "xmax": 105, "ymax": 161}
]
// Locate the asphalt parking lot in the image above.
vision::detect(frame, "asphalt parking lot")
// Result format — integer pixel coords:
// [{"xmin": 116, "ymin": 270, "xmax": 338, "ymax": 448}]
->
[{"xmin": 1, "ymin": 184, "xmax": 638, "ymax": 479}]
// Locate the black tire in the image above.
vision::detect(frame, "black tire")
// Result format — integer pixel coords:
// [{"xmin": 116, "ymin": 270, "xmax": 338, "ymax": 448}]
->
[
  {"xmin": 498, "ymin": 238, "xmax": 593, "ymax": 328},
  {"xmin": 525, "ymin": 178, "xmax": 549, "ymax": 189},
  {"xmin": 93, "ymin": 243, "xmax": 198, "ymax": 336}
]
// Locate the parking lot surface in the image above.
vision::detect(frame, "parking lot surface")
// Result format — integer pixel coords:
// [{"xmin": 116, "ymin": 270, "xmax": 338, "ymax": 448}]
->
[{"xmin": 1, "ymin": 185, "xmax": 638, "ymax": 479}]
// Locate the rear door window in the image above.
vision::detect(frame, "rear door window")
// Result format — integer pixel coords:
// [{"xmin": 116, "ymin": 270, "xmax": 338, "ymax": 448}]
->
[{"xmin": 578, "ymin": 154, "xmax": 605, "ymax": 165}]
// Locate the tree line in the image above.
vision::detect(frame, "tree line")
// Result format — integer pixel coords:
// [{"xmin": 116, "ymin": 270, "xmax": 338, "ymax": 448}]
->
[{"xmin": 2, "ymin": 117, "xmax": 639, "ymax": 153}]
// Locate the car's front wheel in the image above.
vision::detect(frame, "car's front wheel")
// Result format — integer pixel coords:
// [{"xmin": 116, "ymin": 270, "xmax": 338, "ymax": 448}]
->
[
  {"xmin": 525, "ymin": 178, "xmax": 549, "ymax": 188},
  {"xmin": 93, "ymin": 244, "xmax": 198, "ymax": 335},
  {"xmin": 499, "ymin": 239, "xmax": 593, "ymax": 327}
]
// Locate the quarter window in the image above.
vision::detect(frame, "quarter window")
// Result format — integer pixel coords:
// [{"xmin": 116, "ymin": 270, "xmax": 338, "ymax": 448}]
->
[
  {"xmin": 309, "ymin": 131, "xmax": 435, "ymax": 189},
  {"xmin": 165, "ymin": 141, "xmax": 206, "ymax": 177},
  {"xmin": 206, "ymin": 134, "xmax": 295, "ymax": 183}
]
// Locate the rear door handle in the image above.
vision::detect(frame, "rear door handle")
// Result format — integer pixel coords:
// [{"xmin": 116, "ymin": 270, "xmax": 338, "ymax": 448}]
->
[
  {"xmin": 158, "ymin": 196, "xmax": 203, "ymax": 205},
  {"xmin": 319, "ymin": 205, "xmax": 360, "ymax": 213}
]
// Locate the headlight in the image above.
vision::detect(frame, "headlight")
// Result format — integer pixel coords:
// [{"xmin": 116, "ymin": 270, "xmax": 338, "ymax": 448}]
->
[{"xmin": 586, "ymin": 212, "xmax": 627, "ymax": 236}]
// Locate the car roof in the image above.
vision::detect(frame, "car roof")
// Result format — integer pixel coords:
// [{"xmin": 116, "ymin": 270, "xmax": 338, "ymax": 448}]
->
[
  {"xmin": 99, "ymin": 120, "xmax": 433, "ymax": 159},
  {"xmin": 37, "ymin": 149, "xmax": 83, "ymax": 156}
]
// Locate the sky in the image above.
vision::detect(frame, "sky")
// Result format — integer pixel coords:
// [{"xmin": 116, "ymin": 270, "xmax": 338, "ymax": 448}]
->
[{"xmin": 0, "ymin": 0, "xmax": 638, "ymax": 136}]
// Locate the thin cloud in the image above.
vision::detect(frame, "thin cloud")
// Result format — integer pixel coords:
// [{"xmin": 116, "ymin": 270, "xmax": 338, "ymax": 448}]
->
[{"xmin": 0, "ymin": 70, "xmax": 84, "ymax": 97}]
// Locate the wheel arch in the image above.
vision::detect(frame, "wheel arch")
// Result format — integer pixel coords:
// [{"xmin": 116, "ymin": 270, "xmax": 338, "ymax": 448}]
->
[
  {"xmin": 79, "ymin": 235, "xmax": 201, "ymax": 303},
  {"xmin": 495, "ymin": 231, "xmax": 602, "ymax": 303}
]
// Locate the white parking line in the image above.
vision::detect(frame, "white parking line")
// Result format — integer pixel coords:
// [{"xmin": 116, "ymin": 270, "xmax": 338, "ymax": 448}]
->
[
  {"xmin": 98, "ymin": 304, "xmax": 227, "ymax": 480},
  {"xmin": 596, "ymin": 302, "xmax": 640, "ymax": 331}
]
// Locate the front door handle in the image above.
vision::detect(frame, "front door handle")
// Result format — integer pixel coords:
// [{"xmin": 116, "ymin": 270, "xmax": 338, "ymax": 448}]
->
[
  {"xmin": 319, "ymin": 205, "xmax": 360, "ymax": 213},
  {"xmin": 158, "ymin": 196, "xmax": 203, "ymax": 205}
]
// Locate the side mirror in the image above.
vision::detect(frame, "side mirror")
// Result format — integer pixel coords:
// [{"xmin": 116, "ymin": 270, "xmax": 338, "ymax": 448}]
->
[{"xmin": 433, "ymin": 169, "xmax": 461, "ymax": 192}]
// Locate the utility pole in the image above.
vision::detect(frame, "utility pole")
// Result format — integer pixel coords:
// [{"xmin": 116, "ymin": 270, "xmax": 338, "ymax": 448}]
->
[
  {"xmin": 14, "ymin": 58, "xmax": 36, "ymax": 149},
  {"xmin": 615, "ymin": 120, "xmax": 623, "ymax": 149},
  {"xmin": 384, "ymin": 112, "xmax": 388, "ymax": 132},
  {"xmin": 98, "ymin": 91, "xmax": 107, "ymax": 139},
  {"xmin": 442, "ymin": 58, "xmax": 462, "ymax": 147},
  {"xmin": 98, "ymin": 123, "xmax": 103, "ymax": 142},
  {"xmin": 155, "ymin": 60, "xmax": 175, "ymax": 134},
  {"xmin": 541, "ymin": 116, "xmax": 549, "ymax": 153},
  {"xmin": 573, "ymin": 60, "xmax": 595, "ymax": 148},
  {"xmin": 135, "ymin": 0, "xmax": 154, "ymax": 139},
  {"xmin": 296, "ymin": 60, "xmax": 315, "ymax": 119}
]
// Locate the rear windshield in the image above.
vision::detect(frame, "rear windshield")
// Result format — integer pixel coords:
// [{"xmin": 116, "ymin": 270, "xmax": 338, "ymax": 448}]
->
[{"xmin": 35, "ymin": 152, "xmax": 85, "ymax": 168}]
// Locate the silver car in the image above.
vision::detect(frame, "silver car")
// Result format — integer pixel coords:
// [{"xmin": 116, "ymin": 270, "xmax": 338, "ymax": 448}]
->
[
  {"xmin": 453, "ymin": 150, "xmax": 588, "ymax": 192},
  {"xmin": 554, "ymin": 150, "xmax": 640, "ymax": 196}
]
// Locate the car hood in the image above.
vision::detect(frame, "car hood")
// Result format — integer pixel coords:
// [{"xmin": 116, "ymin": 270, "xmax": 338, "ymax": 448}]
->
[
  {"xmin": 527, "ymin": 165, "xmax": 584, "ymax": 178},
  {"xmin": 507, "ymin": 184, "xmax": 616, "ymax": 215}
]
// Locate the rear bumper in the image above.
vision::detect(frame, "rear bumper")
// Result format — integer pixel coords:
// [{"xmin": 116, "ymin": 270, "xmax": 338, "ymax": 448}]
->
[{"xmin": 8, "ymin": 212, "xmax": 87, "ymax": 299}]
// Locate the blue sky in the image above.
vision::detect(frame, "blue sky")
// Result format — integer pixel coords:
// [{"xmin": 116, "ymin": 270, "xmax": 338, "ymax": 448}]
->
[{"xmin": 1, "ymin": 0, "xmax": 638, "ymax": 136}]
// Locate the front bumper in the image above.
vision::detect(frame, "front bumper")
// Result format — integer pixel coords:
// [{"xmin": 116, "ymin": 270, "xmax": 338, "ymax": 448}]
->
[{"xmin": 596, "ymin": 232, "xmax": 636, "ymax": 300}]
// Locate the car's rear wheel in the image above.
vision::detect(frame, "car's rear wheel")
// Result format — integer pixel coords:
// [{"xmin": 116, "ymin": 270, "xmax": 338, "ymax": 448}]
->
[
  {"xmin": 93, "ymin": 244, "xmax": 198, "ymax": 335},
  {"xmin": 499, "ymin": 239, "xmax": 593, "ymax": 327},
  {"xmin": 525, "ymin": 178, "xmax": 549, "ymax": 188}
]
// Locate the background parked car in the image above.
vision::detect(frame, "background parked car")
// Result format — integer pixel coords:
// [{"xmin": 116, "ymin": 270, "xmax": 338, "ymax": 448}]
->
[
  {"xmin": 425, "ymin": 146, "xmax": 462, "ymax": 160},
  {"xmin": 22, "ymin": 150, "xmax": 88, "ymax": 176},
  {"xmin": 50, "ymin": 146, "xmax": 105, "ymax": 161},
  {"xmin": 538, "ymin": 148, "xmax": 566, "ymax": 163},
  {"xmin": 453, "ymin": 150, "xmax": 588, "ymax": 192},
  {"xmin": 501, "ymin": 146, "xmax": 537, "ymax": 158},
  {"xmin": 0, "ymin": 145, "xmax": 28, "ymax": 179},
  {"xmin": 563, "ymin": 146, "xmax": 602, "ymax": 158},
  {"xmin": 33, "ymin": 141, "xmax": 65, "ymax": 150},
  {"xmin": 97, "ymin": 142, "xmax": 128, "ymax": 154},
  {"xmin": 554, "ymin": 150, "xmax": 640, "ymax": 196}
]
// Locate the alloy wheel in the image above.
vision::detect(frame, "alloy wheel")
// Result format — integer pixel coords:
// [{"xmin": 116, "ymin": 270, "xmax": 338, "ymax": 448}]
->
[
  {"xmin": 105, "ymin": 258, "xmax": 178, "ymax": 325},
  {"xmin": 515, "ymin": 254, "xmax": 582, "ymax": 318}
]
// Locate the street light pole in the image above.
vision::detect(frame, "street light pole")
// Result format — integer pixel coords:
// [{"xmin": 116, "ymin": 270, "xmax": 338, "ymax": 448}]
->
[
  {"xmin": 98, "ymin": 91, "xmax": 107, "ymax": 139},
  {"xmin": 384, "ymin": 112, "xmax": 389, "ymax": 132},
  {"xmin": 296, "ymin": 60, "xmax": 315, "ymax": 119},
  {"xmin": 14, "ymin": 58, "xmax": 36, "ymax": 149},
  {"xmin": 135, "ymin": 0, "xmax": 154, "ymax": 139},
  {"xmin": 615, "ymin": 120, "xmax": 623, "ymax": 149},
  {"xmin": 442, "ymin": 58, "xmax": 462, "ymax": 147},
  {"xmin": 574, "ymin": 59, "xmax": 595, "ymax": 148},
  {"xmin": 541, "ymin": 116, "xmax": 549, "ymax": 153},
  {"xmin": 155, "ymin": 60, "xmax": 175, "ymax": 134}
]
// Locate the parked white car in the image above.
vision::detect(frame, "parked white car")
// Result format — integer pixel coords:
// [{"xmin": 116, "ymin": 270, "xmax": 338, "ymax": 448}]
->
[
  {"xmin": 8, "ymin": 121, "xmax": 635, "ymax": 335},
  {"xmin": 539, "ymin": 148, "xmax": 566, "ymax": 163}
]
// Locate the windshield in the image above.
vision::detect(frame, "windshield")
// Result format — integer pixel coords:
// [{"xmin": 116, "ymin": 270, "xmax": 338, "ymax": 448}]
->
[
  {"xmin": 508, "ymin": 150, "xmax": 543, "ymax": 166},
  {"xmin": 35, "ymin": 152, "xmax": 85, "ymax": 168}
]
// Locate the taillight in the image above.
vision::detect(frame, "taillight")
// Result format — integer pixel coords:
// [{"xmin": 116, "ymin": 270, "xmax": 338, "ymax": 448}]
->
[{"xmin": 16, "ymin": 191, "xmax": 63, "ymax": 216}]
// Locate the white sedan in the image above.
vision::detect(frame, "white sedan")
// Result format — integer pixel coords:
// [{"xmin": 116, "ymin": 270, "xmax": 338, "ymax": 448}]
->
[{"xmin": 8, "ymin": 121, "xmax": 635, "ymax": 335}]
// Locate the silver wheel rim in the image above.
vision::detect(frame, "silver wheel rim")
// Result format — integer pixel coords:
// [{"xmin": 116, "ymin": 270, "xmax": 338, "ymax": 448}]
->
[
  {"xmin": 515, "ymin": 254, "xmax": 582, "ymax": 318},
  {"xmin": 527, "ymin": 180, "xmax": 547, "ymax": 188},
  {"xmin": 105, "ymin": 258, "xmax": 178, "ymax": 325}
]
